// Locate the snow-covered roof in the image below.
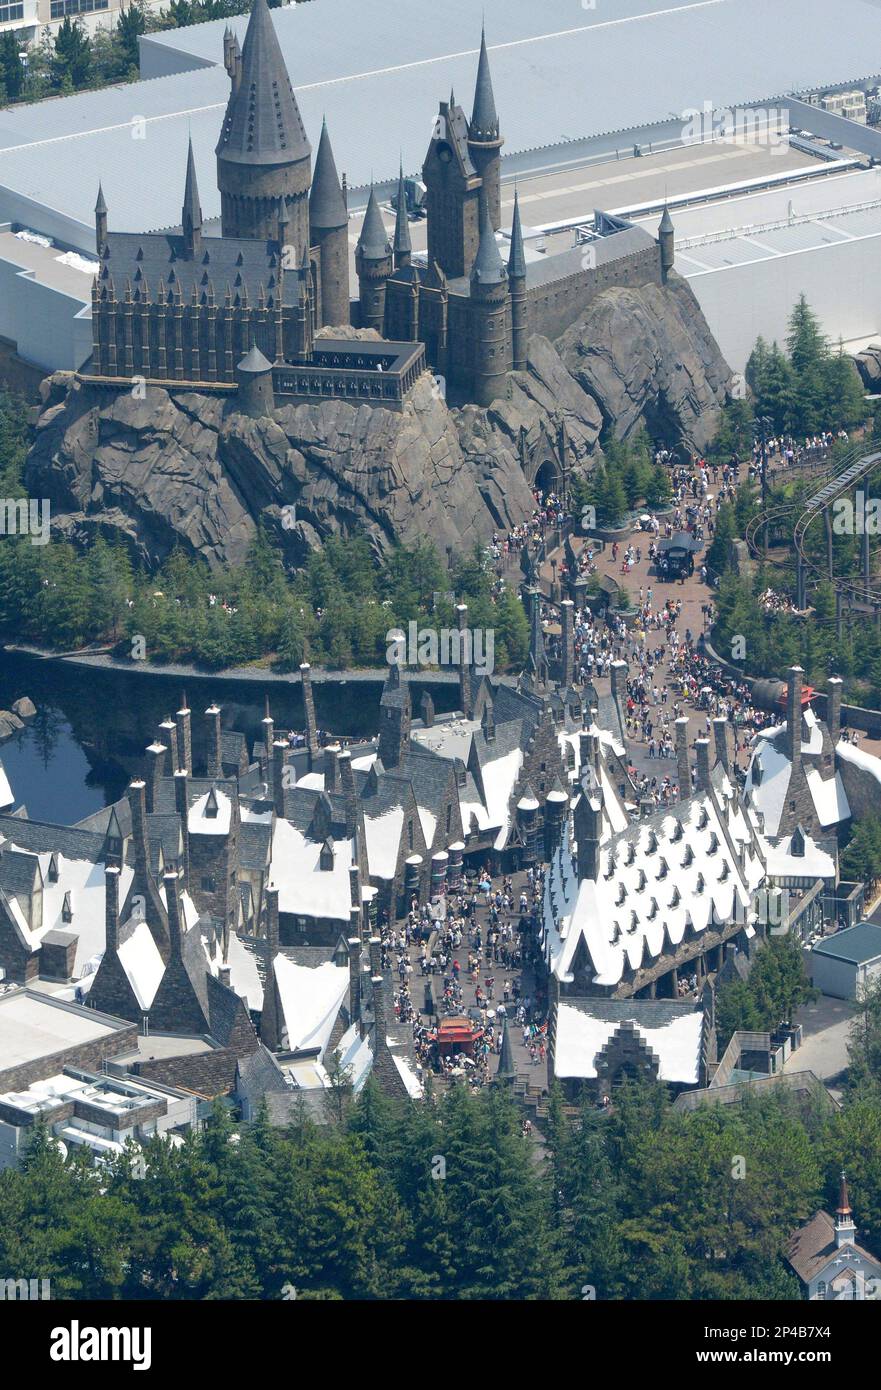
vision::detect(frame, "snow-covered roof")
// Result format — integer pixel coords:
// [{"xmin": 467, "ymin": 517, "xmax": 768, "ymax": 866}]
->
[
  {"xmin": 392, "ymin": 1052, "xmax": 424, "ymax": 1098},
  {"xmin": 364, "ymin": 806, "xmax": 404, "ymax": 880},
  {"xmin": 188, "ymin": 787, "xmax": 232, "ymax": 835},
  {"xmin": 544, "ymin": 780, "xmax": 763, "ymax": 989},
  {"xmin": 225, "ymin": 928, "xmax": 264, "ymax": 1011},
  {"xmin": 5, "ymin": 844, "xmax": 135, "ymax": 978},
  {"xmin": 0, "ymin": 758, "xmax": 13, "ymax": 810},
  {"xmin": 554, "ymin": 1004, "xmax": 703, "ymax": 1083},
  {"xmin": 417, "ymin": 805, "xmax": 437, "ymax": 847},
  {"xmin": 836, "ymin": 737, "xmax": 881, "ymax": 791},
  {"xmin": 480, "ymin": 747, "xmax": 523, "ymax": 851},
  {"xmin": 272, "ymin": 956, "xmax": 349, "ymax": 1058},
  {"xmin": 270, "ymin": 819, "xmax": 354, "ymax": 921},
  {"xmin": 116, "ymin": 919, "xmax": 165, "ymax": 1010},
  {"xmin": 744, "ymin": 729, "xmax": 791, "ymax": 837},
  {"xmin": 762, "ymin": 832, "xmax": 835, "ymax": 881},
  {"xmin": 805, "ymin": 768, "xmax": 850, "ymax": 828}
]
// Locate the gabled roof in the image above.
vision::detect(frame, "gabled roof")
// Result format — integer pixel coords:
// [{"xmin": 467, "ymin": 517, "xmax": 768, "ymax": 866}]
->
[{"xmin": 215, "ymin": 0, "xmax": 311, "ymax": 168}]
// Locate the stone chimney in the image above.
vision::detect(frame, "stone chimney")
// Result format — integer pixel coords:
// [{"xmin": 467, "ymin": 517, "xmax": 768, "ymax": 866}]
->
[
  {"xmin": 324, "ymin": 743, "xmax": 342, "ymax": 794},
  {"xmin": 675, "ymin": 717, "xmax": 690, "ymax": 800},
  {"xmin": 573, "ymin": 790, "xmax": 602, "ymax": 881},
  {"xmin": 695, "ymin": 737, "xmax": 711, "ymax": 793},
  {"xmin": 348, "ymin": 932, "xmax": 362, "ymax": 1026},
  {"xmin": 145, "ymin": 743, "xmax": 165, "ymax": 813},
  {"xmin": 272, "ymin": 739, "xmax": 289, "ymax": 818},
  {"xmin": 175, "ymin": 695, "xmax": 192, "ymax": 775},
  {"xmin": 164, "ymin": 869, "xmax": 184, "ymax": 956},
  {"xmin": 610, "ymin": 660, "xmax": 628, "ymax": 715},
  {"xmin": 261, "ymin": 698, "xmax": 274, "ymax": 776},
  {"xmin": 338, "ymin": 749, "xmax": 358, "ymax": 837},
  {"xmin": 827, "ymin": 676, "xmax": 843, "ymax": 747},
  {"xmin": 300, "ymin": 662, "xmax": 320, "ymax": 770},
  {"xmin": 265, "ymin": 883, "xmax": 279, "ymax": 957},
  {"xmin": 127, "ymin": 779, "xmax": 149, "ymax": 890},
  {"xmin": 457, "ymin": 604, "xmax": 473, "ymax": 717},
  {"xmin": 560, "ymin": 598, "xmax": 575, "ymax": 688},
  {"xmin": 420, "ymin": 691, "xmax": 435, "ymax": 728},
  {"xmin": 158, "ymin": 717, "xmax": 179, "ymax": 771},
  {"xmin": 712, "ymin": 716, "xmax": 730, "ymax": 773},
  {"xmin": 105, "ymin": 864, "xmax": 120, "ymax": 953},
  {"xmin": 205, "ymin": 703, "xmax": 222, "ymax": 778}
]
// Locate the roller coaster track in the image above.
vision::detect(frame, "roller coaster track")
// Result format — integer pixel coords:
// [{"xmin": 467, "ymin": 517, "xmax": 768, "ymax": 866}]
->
[{"xmin": 744, "ymin": 445, "xmax": 881, "ymax": 608}]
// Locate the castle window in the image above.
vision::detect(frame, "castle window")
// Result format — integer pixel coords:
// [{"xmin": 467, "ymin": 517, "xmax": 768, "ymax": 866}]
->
[{"xmin": 201, "ymin": 876, "xmax": 216, "ymax": 893}]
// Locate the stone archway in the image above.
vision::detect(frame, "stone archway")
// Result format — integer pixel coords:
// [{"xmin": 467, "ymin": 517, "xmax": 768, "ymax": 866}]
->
[{"xmin": 533, "ymin": 458, "xmax": 559, "ymax": 497}]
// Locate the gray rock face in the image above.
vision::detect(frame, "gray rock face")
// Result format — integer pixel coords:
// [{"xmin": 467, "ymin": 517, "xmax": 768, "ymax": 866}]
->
[
  {"xmin": 11, "ymin": 697, "xmax": 36, "ymax": 719},
  {"xmin": 0, "ymin": 710, "xmax": 24, "ymax": 741},
  {"xmin": 853, "ymin": 344, "xmax": 881, "ymax": 391},
  {"xmin": 556, "ymin": 275, "xmax": 732, "ymax": 453},
  {"xmin": 27, "ymin": 279, "xmax": 731, "ymax": 568}
]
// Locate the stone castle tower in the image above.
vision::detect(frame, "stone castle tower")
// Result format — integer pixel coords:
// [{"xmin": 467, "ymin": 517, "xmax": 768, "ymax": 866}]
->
[{"xmin": 216, "ymin": 0, "xmax": 312, "ymax": 247}]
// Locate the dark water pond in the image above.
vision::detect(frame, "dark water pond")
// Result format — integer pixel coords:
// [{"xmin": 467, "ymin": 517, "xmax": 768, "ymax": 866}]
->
[{"xmin": 0, "ymin": 651, "xmax": 458, "ymax": 824}]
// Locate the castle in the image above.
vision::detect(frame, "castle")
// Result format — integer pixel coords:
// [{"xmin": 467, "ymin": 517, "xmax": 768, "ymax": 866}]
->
[{"xmin": 84, "ymin": 0, "xmax": 674, "ymax": 413}]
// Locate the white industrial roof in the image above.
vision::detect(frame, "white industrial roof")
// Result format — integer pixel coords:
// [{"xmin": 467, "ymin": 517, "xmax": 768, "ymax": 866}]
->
[
  {"xmin": 3, "ymin": 0, "xmax": 881, "ymax": 254},
  {"xmin": 0, "ymin": 991, "xmax": 122, "ymax": 1069}
]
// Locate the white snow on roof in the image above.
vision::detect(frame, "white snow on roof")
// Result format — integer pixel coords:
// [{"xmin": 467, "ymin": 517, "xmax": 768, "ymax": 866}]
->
[
  {"xmin": 270, "ymin": 819, "xmax": 354, "ymax": 921},
  {"xmin": 351, "ymin": 752, "xmax": 378, "ymax": 772},
  {"xmin": 241, "ymin": 805, "xmax": 273, "ymax": 824},
  {"xmin": 0, "ymin": 757, "xmax": 13, "ymax": 809},
  {"xmin": 417, "ymin": 805, "xmax": 437, "ymax": 848},
  {"xmin": 364, "ymin": 806, "xmax": 404, "ymax": 880},
  {"xmin": 762, "ymin": 832, "xmax": 835, "ymax": 880},
  {"xmin": 188, "ymin": 788, "xmax": 232, "ymax": 835},
  {"xmin": 117, "ymin": 919, "xmax": 164, "ymax": 1010},
  {"xmin": 296, "ymin": 772, "xmax": 325, "ymax": 790},
  {"xmin": 744, "ymin": 730, "xmax": 791, "ymax": 837},
  {"xmin": 7, "ymin": 845, "xmax": 135, "ymax": 979},
  {"xmin": 392, "ymin": 1052, "xmax": 424, "ymax": 1098},
  {"xmin": 272, "ymin": 956, "xmax": 349, "ymax": 1058},
  {"xmin": 836, "ymin": 737, "xmax": 881, "ymax": 789},
  {"xmin": 225, "ymin": 928, "xmax": 264, "ymax": 1012},
  {"xmin": 544, "ymin": 782, "xmax": 762, "ymax": 988},
  {"xmin": 480, "ymin": 747, "xmax": 523, "ymax": 851},
  {"xmin": 805, "ymin": 768, "xmax": 850, "ymax": 828},
  {"xmin": 554, "ymin": 1004, "xmax": 702, "ymax": 1083},
  {"xmin": 801, "ymin": 706, "xmax": 824, "ymax": 755}
]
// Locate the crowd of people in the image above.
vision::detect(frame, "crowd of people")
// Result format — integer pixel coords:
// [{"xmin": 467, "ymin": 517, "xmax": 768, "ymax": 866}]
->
[{"xmin": 373, "ymin": 868, "xmax": 550, "ymax": 1090}]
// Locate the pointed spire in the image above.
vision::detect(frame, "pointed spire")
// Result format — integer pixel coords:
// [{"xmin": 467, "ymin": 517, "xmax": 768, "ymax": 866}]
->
[
  {"xmin": 182, "ymin": 136, "xmax": 202, "ymax": 256},
  {"xmin": 309, "ymin": 117, "xmax": 347, "ymax": 230},
  {"xmin": 393, "ymin": 161, "xmax": 411, "ymax": 265},
  {"xmin": 470, "ymin": 186, "xmax": 505, "ymax": 286},
  {"xmin": 356, "ymin": 185, "xmax": 391, "ymax": 260},
  {"xmin": 470, "ymin": 24, "xmax": 499, "ymax": 140},
  {"xmin": 216, "ymin": 0, "xmax": 311, "ymax": 167},
  {"xmin": 95, "ymin": 183, "xmax": 107, "ymax": 215},
  {"xmin": 495, "ymin": 1018, "xmax": 516, "ymax": 1083},
  {"xmin": 837, "ymin": 1171, "xmax": 852, "ymax": 1220},
  {"xmin": 508, "ymin": 187, "xmax": 526, "ymax": 279},
  {"xmin": 659, "ymin": 202, "xmax": 674, "ymax": 235}
]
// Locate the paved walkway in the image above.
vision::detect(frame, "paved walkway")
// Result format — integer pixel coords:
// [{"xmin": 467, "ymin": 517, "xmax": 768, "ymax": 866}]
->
[{"xmin": 390, "ymin": 868, "xmax": 551, "ymax": 1092}]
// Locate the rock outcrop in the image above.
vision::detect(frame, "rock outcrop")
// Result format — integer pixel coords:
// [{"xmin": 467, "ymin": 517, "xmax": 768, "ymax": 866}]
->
[
  {"xmin": 556, "ymin": 275, "xmax": 731, "ymax": 453},
  {"xmin": 27, "ymin": 277, "xmax": 731, "ymax": 569},
  {"xmin": 853, "ymin": 343, "xmax": 881, "ymax": 392}
]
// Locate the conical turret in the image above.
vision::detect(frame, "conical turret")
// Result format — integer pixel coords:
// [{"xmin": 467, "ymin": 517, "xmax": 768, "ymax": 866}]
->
[
  {"xmin": 216, "ymin": 0, "xmax": 312, "ymax": 245},
  {"xmin": 467, "ymin": 25, "xmax": 503, "ymax": 231},
  {"xmin": 310, "ymin": 118, "xmax": 347, "ymax": 231},
  {"xmin": 470, "ymin": 187, "xmax": 506, "ymax": 288},
  {"xmin": 355, "ymin": 186, "xmax": 392, "ymax": 334}
]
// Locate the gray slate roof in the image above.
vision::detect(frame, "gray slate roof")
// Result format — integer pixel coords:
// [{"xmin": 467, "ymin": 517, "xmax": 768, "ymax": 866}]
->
[{"xmin": 215, "ymin": 0, "xmax": 311, "ymax": 168}]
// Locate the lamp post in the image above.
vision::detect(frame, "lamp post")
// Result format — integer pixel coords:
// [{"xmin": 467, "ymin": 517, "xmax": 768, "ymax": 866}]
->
[{"xmin": 754, "ymin": 414, "xmax": 773, "ymax": 561}]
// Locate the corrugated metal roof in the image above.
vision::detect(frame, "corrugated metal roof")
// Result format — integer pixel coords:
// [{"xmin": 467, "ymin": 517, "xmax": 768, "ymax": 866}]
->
[{"xmin": 2, "ymin": 0, "xmax": 881, "ymax": 254}]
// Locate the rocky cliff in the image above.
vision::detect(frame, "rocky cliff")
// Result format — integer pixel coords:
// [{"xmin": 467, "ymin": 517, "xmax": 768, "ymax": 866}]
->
[{"xmin": 26, "ymin": 274, "xmax": 731, "ymax": 570}]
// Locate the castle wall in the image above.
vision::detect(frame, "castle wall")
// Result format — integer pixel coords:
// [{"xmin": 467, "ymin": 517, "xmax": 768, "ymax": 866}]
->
[{"xmin": 528, "ymin": 244, "xmax": 662, "ymax": 343}]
